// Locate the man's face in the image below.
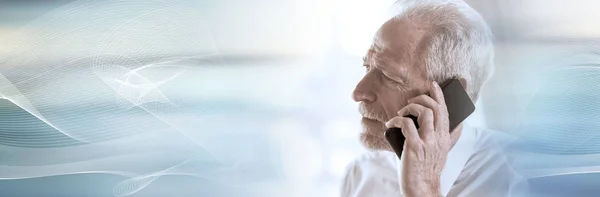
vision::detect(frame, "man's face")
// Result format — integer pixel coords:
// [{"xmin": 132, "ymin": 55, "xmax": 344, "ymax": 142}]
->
[{"xmin": 353, "ymin": 18, "xmax": 431, "ymax": 150}]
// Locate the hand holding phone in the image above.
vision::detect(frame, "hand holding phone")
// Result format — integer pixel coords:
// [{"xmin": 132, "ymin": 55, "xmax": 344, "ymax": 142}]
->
[{"xmin": 384, "ymin": 78, "xmax": 475, "ymax": 159}]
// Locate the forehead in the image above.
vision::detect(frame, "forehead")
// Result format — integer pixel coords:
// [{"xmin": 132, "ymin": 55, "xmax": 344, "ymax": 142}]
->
[{"xmin": 369, "ymin": 18, "xmax": 426, "ymax": 59}]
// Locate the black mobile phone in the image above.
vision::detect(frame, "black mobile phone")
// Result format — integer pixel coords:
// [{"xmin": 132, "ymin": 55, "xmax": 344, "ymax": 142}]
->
[{"xmin": 384, "ymin": 78, "xmax": 475, "ymax": 159}]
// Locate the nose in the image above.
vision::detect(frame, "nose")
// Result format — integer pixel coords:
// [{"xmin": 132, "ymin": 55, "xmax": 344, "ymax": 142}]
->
[
  {"xmin": 352, "ymin": 89, "xmax": 376, "ymax": 103},
  {"xmin": 352, "ymin": 75, "xmax": 377, "ymax": 103}
]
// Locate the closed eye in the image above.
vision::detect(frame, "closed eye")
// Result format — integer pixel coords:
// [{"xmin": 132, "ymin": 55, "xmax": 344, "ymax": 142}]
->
[
  {"xmin": 381, "ymin": 70, "xmax": 400, "ymax": 82},
  {"xmin": 383, "ymin": 73, "xmax": 400, "ymax": 85},
  {"xmin": 382, "ymin": 71, "xmax": 409, "ymax": 88}
]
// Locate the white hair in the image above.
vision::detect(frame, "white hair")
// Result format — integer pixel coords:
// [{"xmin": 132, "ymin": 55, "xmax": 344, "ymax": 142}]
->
[{"xmin": 394, "ymin": 0, "xmax": 495, "ymax": 102}]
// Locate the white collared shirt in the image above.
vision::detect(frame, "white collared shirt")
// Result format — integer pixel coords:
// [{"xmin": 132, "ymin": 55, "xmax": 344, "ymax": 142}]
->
[{"xmin": 340, "ymin": 125, "xmax": 529, "ymax": 197}]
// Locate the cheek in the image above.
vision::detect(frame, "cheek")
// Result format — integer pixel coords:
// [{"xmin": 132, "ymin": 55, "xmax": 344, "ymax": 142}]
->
[{"xmin": 380, "ymin": 87, "xmax": 422, "ymax": 115}]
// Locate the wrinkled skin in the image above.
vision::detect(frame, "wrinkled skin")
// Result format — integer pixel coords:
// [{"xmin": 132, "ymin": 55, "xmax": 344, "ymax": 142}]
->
[{"xmin": 352, "ymin": 17, "xmax": 465, "ymax": 197}]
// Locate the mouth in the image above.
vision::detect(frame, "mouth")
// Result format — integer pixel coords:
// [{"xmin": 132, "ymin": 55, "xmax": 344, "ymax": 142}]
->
[
  {"xmin": 360, "ymin": 116, "xmax": 386, "ymax": 134},
  {"xmin": 358, "ymin": 104, "xmax": 387, "ymax": 125},
  {"xmin": 361, "ymin": 113, "xmax": 386, "ymax": 123},
  {"xmin": 361, "ymin": 116, "xmax": 386, "ymax": 128},
  {"xmin": 362, "ymin": 117, "xmax": 381, "ymax": 123}
]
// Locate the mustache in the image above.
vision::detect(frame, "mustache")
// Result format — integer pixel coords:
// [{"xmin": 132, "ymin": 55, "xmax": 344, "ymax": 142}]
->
[{"xmin": 359, "ymin": 103, "xmax": 388, "ymax": 122}]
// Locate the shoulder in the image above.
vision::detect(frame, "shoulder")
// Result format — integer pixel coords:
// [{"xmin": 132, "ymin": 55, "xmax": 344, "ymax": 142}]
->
[
  {"xmin": 449, "ymin": 126, "xmax": 528, "ymax": 197},
  {"xmin": 340, "ymin": 151, "xmax": 400, "ymax": 197},
  {"xmin": 473, "ymin": 126, "xmax": 516, "ymax": 148},
  {"xmin": 465, "ymin": 126, "xmax": 519, "ymax": 171}
]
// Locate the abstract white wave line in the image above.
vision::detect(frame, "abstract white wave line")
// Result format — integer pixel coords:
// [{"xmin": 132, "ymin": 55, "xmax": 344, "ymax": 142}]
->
[
  {"xmin": 0, "ymin": 171, "xmax": 136, "ymax": 181},
  {"xmin": 524, "ymin": 165, "xmax": 600, "ymax": 179},
  {"xmin": 112, "ymin": 158, "xmax": 192, "ymax": 197},
  {"xmin": 0, "ymin": 153, "xmax": 162, "ymax": 180},
  {"xmin": 511, "ymin": 152, "xmax": 600, "ymax": 166},
  {"xmin": 508, "ymin": 151, "xmax": 600, "ymax": 179},
  {"xmin": 0, "ymin": 73, "xmax": 84, "ymax": 143},
  {"xmin": 113, "ymin": 157, "xmax": 246, "ymax": 197},
  {"xmin": 0, "ymin": 1, "xmax": 231, "ymax": 197},
  {"xmin": 93, "ymin": 63, "xmax": 222, "ymax": 164}
]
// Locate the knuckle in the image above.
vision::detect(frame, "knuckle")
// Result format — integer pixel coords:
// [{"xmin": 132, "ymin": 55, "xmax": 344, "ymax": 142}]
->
[
  {"xmin": 425, "ymin": 108, "xmax": 434, "ymax": 116},
  {"xmin": 407, "ymin": 137, "xmax": 423, "ymax": 144},
  {"xmin": 401, "ymin": 117, "xmax": 412, "ymax": 125},
  {"xmin": 413, "ymin": 95, "xmax": 424, "ymax": 102},
  {"xmin": 391, "ymin": 116, "xmax": 402, "ymax": 124}
]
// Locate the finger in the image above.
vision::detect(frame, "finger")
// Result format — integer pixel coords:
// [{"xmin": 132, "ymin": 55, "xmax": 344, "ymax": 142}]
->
[
  {"xmin": 386, "ymin": 116, "xmax": 420, "ymax": 143},
  {"xmin": 408, "ymin": 94, "xmax": 449, "ymax": 130},
  {"xmin": 396, "ymin": 103, "xmax": 434, "ymax": 137},
  {"xmin": 429, "ymin": 81, "xmax": 447, "ymax": 109},
  {"xmin": 408, "ymin": 94, "xmax": 438, "ymax": 112}
]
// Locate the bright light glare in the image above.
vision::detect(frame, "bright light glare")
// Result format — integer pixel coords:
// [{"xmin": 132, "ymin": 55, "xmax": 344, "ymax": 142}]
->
[
  {"xmin": 333, "ymin": 0, "xmax": 395, "ymax": 57},
  {"xmin": 269, "ymin": 118, "xmax": 323, "ymax": 181}
]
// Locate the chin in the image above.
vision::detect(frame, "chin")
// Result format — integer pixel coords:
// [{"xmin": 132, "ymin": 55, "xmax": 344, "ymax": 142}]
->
[{"xmin": 359, "ymin": 118, "xmax": 393, "ymax": 151}]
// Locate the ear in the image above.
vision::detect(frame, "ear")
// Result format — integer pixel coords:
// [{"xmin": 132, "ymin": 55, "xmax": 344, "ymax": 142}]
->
[{"xmin": 458, "ymin": 77, "xmax": 468, "ymax": 90}]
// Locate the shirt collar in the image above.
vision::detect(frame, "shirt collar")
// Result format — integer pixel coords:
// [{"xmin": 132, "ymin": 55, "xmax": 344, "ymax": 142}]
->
[{"xmin": 395, "ymin": 124, "xmax": 477, "ymax": 196}]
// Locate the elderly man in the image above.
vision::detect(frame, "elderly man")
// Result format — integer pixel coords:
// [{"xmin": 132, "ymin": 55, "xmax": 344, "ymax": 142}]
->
[{"xmin": 341, "ymin": 1, "xmax": 527, "ymax": 197}]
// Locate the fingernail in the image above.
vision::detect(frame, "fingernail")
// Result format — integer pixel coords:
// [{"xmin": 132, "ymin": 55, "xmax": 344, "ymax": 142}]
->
[{"xmin": 385, "ymin": 121, "xmax": 392, "ymax": 128}]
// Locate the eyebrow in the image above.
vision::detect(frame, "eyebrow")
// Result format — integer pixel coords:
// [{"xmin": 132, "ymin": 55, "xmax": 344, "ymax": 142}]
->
[
  {"xmin": 374, "ymin": 52, "xmax": 410, "ymax": 83},
  {"xmin": 362, "ymin": 46, "xmax": 378, "ymax": 65}
]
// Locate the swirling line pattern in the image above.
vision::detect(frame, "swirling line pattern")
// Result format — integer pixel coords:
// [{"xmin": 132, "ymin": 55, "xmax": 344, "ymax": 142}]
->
[{"xmin": 0, "ymin": 0, "xmax": 232, "ymax": 196}]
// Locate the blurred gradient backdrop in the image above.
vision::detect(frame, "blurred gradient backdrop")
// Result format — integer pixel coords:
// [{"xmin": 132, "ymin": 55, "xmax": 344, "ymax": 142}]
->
[{"xmin": 1, "ymin": 0, "xmax": 600, "ymax": 197}]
